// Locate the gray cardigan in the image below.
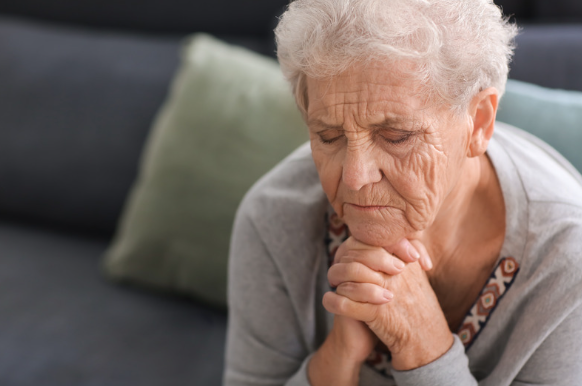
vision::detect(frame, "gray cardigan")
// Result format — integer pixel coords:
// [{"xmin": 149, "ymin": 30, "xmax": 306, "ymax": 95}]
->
[{"xmin": 224, "ymin": 122, "xmax": 582, "ymax": 386}]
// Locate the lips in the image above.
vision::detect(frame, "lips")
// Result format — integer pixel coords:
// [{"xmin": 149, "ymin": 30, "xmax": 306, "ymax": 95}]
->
[{"xmin": 345, "ymin": 203, "xmax": 390, "ymax": 212}]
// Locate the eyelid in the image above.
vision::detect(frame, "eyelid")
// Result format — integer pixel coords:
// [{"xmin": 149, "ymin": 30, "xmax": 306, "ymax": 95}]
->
[
  {"xmin": 316, "ymin": 128, "xmax": 344, "ymax": 143},
  {"xmin": 318, "ymin": 133, "xmax": 344, "ymax": 144},
  {"xmin": 377, "ymin": 130, "xmax": 415, "ymax": 145}
]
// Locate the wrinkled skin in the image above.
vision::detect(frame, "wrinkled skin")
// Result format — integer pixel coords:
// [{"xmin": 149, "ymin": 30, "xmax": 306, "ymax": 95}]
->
[
  {"xmin": 325, "ymin": 237, "xmax": 452, "ymax": 371},
  {"xmin": 307, "ymin": 63, "xmax": 472, "ymax": 247},
  {"xmin": 305, "ymin": 61, "xmax": 502, "ymax": 381}
]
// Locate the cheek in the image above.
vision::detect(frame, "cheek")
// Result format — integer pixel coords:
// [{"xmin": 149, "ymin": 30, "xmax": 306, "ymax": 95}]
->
[
  {"xmin": 311, "ymin": 141, "xmax": 343, "ymax": 204},
  {"xmin": 384, "ymin": 139, "xmax": 450, "ymax": 227},
  {"xmin": 389, "ymin": 144, "xmax": 445, "ymax": 198}
]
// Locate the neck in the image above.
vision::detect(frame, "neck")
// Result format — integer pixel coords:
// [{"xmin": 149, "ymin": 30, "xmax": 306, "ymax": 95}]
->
[{"xmin": 418, "ymin": 153, "xmax": 506, "ymax": 290}]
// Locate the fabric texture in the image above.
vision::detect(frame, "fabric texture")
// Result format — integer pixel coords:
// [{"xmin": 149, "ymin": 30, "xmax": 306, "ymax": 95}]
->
[
  {"xmin": 534, "ymin": 0, "xmax": 582, "ymax": 22},
  {"xmin": 510, "ymin": 26, "xmax": 582, "ymax": 92},
  {"xmin": 103, "ymin": 34, "xmax": 308, "ymax": 307},
  {"xmin": 498, "ymin": 79, "xmax": 582, "ymax": 173},
  {"xmin": 0, "ymin": 16, "xmax": 180, "ymax": 236},
  {"xmin": 0, "ymin": 222, "xmax": 226, "ymax": 386},
  {"xmin": 0, "ymin": 0, "xmax": 289, "ymax": 36},
  {"xmin": 224, "ymin": 122, "xmax": 582, "ymax": 385}
]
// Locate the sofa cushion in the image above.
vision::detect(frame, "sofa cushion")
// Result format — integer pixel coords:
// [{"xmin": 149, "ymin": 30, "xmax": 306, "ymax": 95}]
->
[
  {"xmin": 510, "ymin": 26, "xmax": 582, "ymax": 92},
  {"xmin": 103, "ymin": 34, "xmax": 308, "ymax": 308},
  {"xmin": 498, "ymin": 79, "xmax": 582, "ymax": 174},
  {"xmin": 494, "ymin": 0, "xmax": 582, "ymax": 22},
  {"xmin": 0, "ymin": 17, "xmax": 181, "ymax": 236},
  {"xmin": 0, "ymin": 222, "xmax": 226, "ymax": 386},
  {"xmin": 0, "ymin": 0, "xmax": 290, "ymax": 36},
  {"xmin": 534, "ymin": 0, "xmax": 582, "ymax": 22},
  {"xmin": 494, "ymin": 0, "xmax": 532, "ymax": 22}
]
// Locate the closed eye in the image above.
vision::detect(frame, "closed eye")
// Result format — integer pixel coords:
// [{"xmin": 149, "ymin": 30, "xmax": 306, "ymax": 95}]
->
[
  {"xmin": 377, "ymin": 130, "xmax": 415, "ymax": 145},
  {"xmin": 319, "ymin": 135, "xmax": 343, "ymax": 144},
  {"xmin": 317, "ymin": 129, "xmax": 344, "ymax": 144}
]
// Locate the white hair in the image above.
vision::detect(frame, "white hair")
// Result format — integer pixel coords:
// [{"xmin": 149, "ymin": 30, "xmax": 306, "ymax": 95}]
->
[{"xmin": 275, "ymin": 0, "xmax": 518, "ymax": 114}]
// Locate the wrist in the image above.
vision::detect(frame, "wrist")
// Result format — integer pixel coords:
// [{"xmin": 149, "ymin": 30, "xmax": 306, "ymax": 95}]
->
[
  {"xmin": 308, "ymin": 333, "xmax": 363, "ymax": 386},
  {"xmin": 390, "ymin": 331, "xmax": 454, "ymax": 371}
]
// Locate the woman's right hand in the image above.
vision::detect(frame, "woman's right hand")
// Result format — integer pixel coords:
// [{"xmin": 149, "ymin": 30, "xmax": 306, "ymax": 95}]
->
[{"xmin": 308, "ymin": 237, "xmax": 429, "ymax": 386}]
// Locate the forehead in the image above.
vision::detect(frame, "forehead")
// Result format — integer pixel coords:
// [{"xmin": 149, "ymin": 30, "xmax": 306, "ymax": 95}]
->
[{"xmin": 305, "ymin": 62, "xmax": 431, "ymax": 124}]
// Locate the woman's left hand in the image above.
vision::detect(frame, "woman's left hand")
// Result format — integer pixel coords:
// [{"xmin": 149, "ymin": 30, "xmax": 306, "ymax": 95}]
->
[{"xmin": 323, "ymin": 238, "xmax": 454, "ymax": 371}]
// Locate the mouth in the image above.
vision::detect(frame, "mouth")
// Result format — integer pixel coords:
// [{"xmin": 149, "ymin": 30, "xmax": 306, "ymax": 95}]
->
[{"xmin": 345, "ymin": 203, "xmax": 391, "ymax": 212}]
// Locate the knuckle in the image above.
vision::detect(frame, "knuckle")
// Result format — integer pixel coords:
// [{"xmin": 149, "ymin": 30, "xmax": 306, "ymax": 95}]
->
[
  {"xmin": 322, "ymin": 291, "xmax": 332, "ymax": 309},
  {"xmin": 341, "ymin": 253, "xmax": 358, "ymax": 264},
  {"xmin": 334, "ymin": 245, "xmax": 347, "ymax": 262},
  {"xmin": 336, "ymin": 282, "xmax": 353, "ymax": 296},
  {"xmin": 336, "ymin": 296, "xmax": 349, "ymax": 314},
  {"xmin": 347, "ymin": 261, "xmax": 362, "ymax": 278},
  {"xmin": 322, "ymin": 294, "xmax": 337, "ymax": 314},
  {"xmin": 327, "ymin": 266, "xmax": 337, "ymax": 285}
]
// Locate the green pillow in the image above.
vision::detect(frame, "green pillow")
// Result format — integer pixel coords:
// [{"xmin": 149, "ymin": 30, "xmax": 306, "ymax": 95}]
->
[
  {"xmin": 498, "ymin": 79, "xmax": 582, "ymax": 173},
  {"xmin": 103, "ymin": 34, "xmax": 308, "ymax": 308}
]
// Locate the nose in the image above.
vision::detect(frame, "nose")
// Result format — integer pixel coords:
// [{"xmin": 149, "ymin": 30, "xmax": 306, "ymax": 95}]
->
[{"xmin": 342, "ymin": 146, "xmax": 383, "ymax": 191}]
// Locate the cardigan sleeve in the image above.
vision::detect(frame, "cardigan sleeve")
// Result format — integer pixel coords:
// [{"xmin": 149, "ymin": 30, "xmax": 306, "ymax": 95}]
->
[
  {"xmin": 223, "ymin": 209, "xmax": 313, "ymax": 386},
  {"xmin": 391, "ymin": 335, "xmax": 478, "ymax": 386}
]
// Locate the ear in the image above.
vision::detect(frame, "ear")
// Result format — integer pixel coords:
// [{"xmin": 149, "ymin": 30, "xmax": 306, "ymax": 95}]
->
[{"xmin": 467, "ymin": 87, "xmax": 499, "ymax": 158}]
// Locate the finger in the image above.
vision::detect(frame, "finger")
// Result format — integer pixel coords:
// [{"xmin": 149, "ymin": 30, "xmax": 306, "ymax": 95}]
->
[
  {"xmin": 328, "ymin": 261, "xmax": 387, "ymax": 288},
  {"xmin": 333, "ymin": 237, "xmax": 359, "ymax": 265},
  {"xmin": 335, "ymin": 248, "xmax": 405, "ymax": 276},
  {"xmin": 335, "ymin": 282, "xmax": 394, "ymax": 304},
  {"xmin": 334, "ymin": 236, "xmax": 387, "ymax": 265},
  {"xmin": 409, "ymin": 239, "xmax": 433, "ymax": 271},
  {"xmin": 385, "ymin": 238, "xmax": 421, "ymax": 264},
  {"xmin": 322, "ymin": 291, "xmax": 378, "ymax": 323}
]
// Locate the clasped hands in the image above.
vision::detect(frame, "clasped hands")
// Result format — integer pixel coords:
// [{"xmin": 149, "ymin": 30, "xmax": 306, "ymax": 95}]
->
[{"xmin": 322, "ymin": 236, "xmax": 454, "ymax": 371}]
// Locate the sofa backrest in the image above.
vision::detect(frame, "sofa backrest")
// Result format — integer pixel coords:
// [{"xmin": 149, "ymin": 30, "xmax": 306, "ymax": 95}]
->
[
  {"xmin": 495, "ymin": 0, "xmax": 582, "ymax": 23},
  {"xmin": 0, "ymin": 17, "xmax": 181, "ymax": 237},
  {"xmin": 511, "ymin": 26, "xmax": 582, "ymax": 92},
  {"xmin": 0, "ymin": 0, "xmax": 290, "ymax": 36}
]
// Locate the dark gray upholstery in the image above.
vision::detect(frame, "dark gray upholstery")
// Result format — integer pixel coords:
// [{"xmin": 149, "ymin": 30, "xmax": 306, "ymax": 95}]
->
[
  {"xmin": 510, "ymin": 26, "xmax": 582, "ymax": 92},
  {"xmin": 495, "ymin": 0, "xmax": 533, "ymax": 21},
  {"xmin": 0, "ymin": 223, "xmax": 226, "ymax": 386},
  {"xmin": 535, "ymin": 1, "xmax": 582, "ymax": 23},
  {"xmin": 0, "ymin": 0, "xmax": 290, "ymax": 36},
  {"xmin": 0, "ymin": 17, "xmax": 180, "ymax": 237},
  {"xmin": 495, "ymin": 0, "xmax": 582, "ymax": 22}
]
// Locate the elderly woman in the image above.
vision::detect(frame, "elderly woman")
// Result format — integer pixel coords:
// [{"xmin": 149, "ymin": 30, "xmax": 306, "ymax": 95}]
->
[{"xmin": 224, "ymin": 0, "xmax": 582, "ymax": 385}]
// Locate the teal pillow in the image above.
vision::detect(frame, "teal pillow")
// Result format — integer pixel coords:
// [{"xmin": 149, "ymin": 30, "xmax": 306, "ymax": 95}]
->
[
  {"xmin": 102, "ymin": 34, "xmax": 308, "ymax": 308},
  {"xmin": 498, "ymin": 79, "xmax": 582, "ymax": 173}
]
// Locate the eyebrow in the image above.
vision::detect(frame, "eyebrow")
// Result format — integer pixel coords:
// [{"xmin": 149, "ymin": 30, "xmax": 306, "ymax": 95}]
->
[
  {"xmin": 306, "ymin": 119, "xmax": 342, "ymax": 131},
  {"xmin": 307, "ymin": 118, "xmax": 417, "ymax": 133}
]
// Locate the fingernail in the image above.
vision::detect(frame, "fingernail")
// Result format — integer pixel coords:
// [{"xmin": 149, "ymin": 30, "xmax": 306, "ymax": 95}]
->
[
  {"xmin": 394, "ymin": 259, "xmax": 405, "ymax": 270},
  {"xmin": 383, "ymin": 290, "xmax": 394, "ymax": 300},
  {"xmin": 407, "ymin": 243, "xmax": 421, "ymax": 260},
  {"xmin": 423, "ymin": 255, "xmax": 433, "ymax": 270}
]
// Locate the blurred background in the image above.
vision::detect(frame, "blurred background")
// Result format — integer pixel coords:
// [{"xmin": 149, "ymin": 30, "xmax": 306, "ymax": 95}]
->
[{"xmin": 0, "ymin": 1, "xmax": 580, "ymax": 386}]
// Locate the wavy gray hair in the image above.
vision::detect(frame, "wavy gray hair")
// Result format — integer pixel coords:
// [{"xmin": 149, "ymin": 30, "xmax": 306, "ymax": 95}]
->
[{"xmin": 275, "ymin": 0, "xmax": 518, "ymax": 114}]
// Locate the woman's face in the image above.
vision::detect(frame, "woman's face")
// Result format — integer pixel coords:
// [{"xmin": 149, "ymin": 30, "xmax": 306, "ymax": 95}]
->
[{"xmin": 306, "ymin": 62, "xmax": 472, "ymax": 247}]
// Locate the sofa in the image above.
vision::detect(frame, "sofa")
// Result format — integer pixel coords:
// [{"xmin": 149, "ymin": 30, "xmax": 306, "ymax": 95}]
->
[{"xmin": 0, "ymin": 1, "xmax": 580, "ymax": 385}]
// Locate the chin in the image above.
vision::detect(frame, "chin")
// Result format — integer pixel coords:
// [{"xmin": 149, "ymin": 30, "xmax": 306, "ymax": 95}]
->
[{"xmin": 343, "ymin": 210, "xmax": 412, "ymax": 248}]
